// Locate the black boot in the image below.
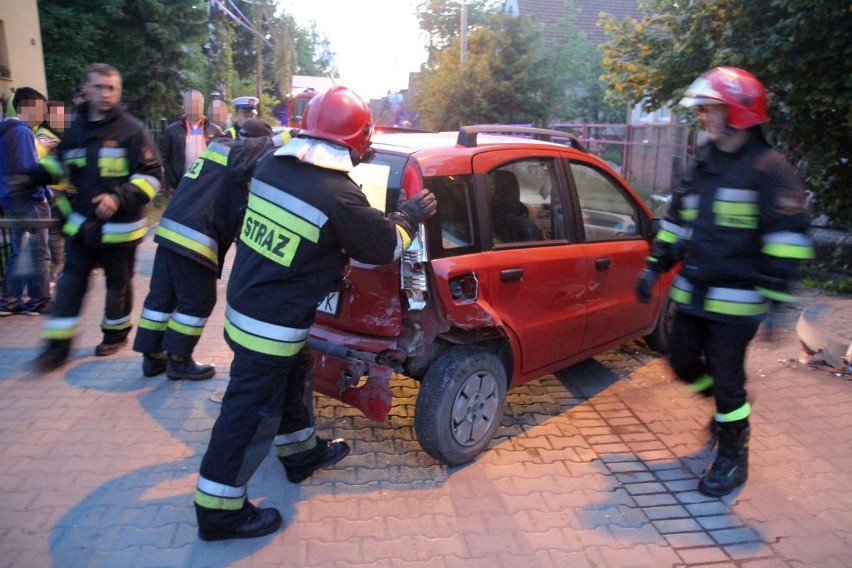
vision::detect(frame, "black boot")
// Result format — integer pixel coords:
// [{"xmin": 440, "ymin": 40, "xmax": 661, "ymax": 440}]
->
[
  {"xmin": 196, "ymin": 500, "xmax": 283, "ymax": 541},
  {"xmin": 32, "ymin": 339, "xmax": 71, "ymax": 373},
  {"xmin": 95, "ymin": 337, "xmax": 128, "ymax": 357},
  {"xmin": 142, "ymin": 352, "xmax": 167, "ymax": 377},
  {"xmin": 698, "ymin": 420, "xmax": 750, "ymax": 497},
  {"xmin": 279, "ymin": 438, "xmax": 351, "ymax": 483},
  {"xmin": 167, "ymin": 354, "xmax": 216, "ymax": 381}
]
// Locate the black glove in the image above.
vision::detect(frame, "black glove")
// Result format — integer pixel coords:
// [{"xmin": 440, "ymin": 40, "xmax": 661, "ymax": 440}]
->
[
  {"xmin": 636, "ymin": 268, "xmax": 659, "ymax": 304},
  {"xmin": 389, "ymin": 189, "xmax": 438, "ymax": 239}
]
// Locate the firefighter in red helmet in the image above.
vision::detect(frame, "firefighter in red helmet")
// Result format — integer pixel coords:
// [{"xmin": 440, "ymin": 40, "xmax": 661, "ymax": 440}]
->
[
  {"xmin": 193, "ymin": 86, "xmax": 437, "ymax": 541},
  {"xmin": 636, "ymin": 67, "xmax": 814, "ymax": 497}
]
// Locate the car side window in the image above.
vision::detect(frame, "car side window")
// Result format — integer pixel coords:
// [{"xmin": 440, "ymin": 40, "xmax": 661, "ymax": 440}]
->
[
  {"xmin": 571, "ymin": 163, "xmax": 640, "ymax": 242},
  {"xmin": 487, "ymin": 159, "xmax": 564, "ymax": 245}
]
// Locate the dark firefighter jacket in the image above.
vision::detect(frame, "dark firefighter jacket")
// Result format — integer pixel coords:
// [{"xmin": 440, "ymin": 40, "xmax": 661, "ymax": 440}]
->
[
  {"xmin": 225, "ymin": 140, "xmax": 407, "ymax": 362},
  {"xmin": 53, "ymin": 102, "xmax": 163, "ymax": 247},
  {"xmin": 153, "ymin": 136, "xmax": 280, "ymax": 277},
  {"xmin": 647, "ymin": 131, "xmax": 814, "ymax": 323}
]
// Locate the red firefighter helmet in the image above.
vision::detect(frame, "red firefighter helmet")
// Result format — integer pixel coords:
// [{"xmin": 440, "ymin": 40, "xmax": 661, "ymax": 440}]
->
[
  {"xmin": 300, "ymin": 85, "xmax": 373, "ymax": 158},
  {"xmin": 680, "ymin": 67, "xmax": 769, "ymax": 129}
]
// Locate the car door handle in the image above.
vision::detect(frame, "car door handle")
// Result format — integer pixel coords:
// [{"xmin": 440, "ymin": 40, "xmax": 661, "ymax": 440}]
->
[
  {"xmin": 595, "ymin": 257, "xmax": 611, "ymax": 271},
  {"xmin": 500, "ymin": 268, "xmax": 524, "ymax": 281}
]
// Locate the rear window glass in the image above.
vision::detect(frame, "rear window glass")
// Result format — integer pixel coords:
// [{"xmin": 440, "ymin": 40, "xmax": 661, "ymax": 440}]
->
[
  {"xmin": 355, "ymin": 152, "xmax": 407, "ymax": 212},
  {"xmin": 425, "ymin": 175, "xmax": 478, "ymax": 258}
]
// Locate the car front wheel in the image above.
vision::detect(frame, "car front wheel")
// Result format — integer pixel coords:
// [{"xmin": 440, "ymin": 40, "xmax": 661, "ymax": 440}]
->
[{"xmin": 414, "ymin": 345, "xmax": 508, "ymax": 465}]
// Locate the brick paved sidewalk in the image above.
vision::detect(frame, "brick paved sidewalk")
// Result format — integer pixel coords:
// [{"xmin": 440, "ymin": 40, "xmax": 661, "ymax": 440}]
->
[{"xmin": 1, "ymin": 234, "xmax": 851, "ymax": 568}]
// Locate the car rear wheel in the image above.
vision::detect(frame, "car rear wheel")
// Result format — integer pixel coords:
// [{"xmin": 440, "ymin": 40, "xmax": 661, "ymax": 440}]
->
[{"xmin": 414, "ymin": 345, "xmax": 507, "ymax": 465}]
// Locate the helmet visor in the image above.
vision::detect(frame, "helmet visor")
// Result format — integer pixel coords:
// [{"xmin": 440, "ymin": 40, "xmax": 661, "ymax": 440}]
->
[{"xmin": 680, "ymin": 76, "xmax": 723, "ymax": 108}]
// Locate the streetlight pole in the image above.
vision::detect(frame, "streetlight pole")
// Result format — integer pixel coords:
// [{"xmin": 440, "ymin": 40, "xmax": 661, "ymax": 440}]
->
[{"xmin": 460, "ymin": 0, "xmax": 467, "ymax": 66}]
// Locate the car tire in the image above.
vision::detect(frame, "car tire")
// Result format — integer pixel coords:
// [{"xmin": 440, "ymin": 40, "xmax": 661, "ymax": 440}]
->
[
  {"xmin": 414, "ymin": 345, "xmax": 508, "ymax": 465},
  {"xmin": 644, "ymin": 295, "xmax": 675, "ymax": 353}
]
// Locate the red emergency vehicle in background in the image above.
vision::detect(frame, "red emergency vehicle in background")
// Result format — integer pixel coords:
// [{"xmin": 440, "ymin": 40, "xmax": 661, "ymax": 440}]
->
[{"xmin": 285, "ymin": 88, "xmax": 317, "ymax": 128}]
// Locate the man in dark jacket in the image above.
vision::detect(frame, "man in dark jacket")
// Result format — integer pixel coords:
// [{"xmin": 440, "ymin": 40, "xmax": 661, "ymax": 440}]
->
[
  {"xmin": 133, "ymin": 119, "xmax": 296, "ymax": 381},
  {"xmin": 32, "ymin": 63, "xmax": 163, "ymax": 371},
  {"xmin": 193, "ymin": 86, "xmax": 437, "ymax": 541},
  {"xmin": 160, "ymin": 90, "xmax": 222, "ymax": 194},
  {"xmin": 636, "ymin": 67, "xmax": 814, "ymax": 497}
]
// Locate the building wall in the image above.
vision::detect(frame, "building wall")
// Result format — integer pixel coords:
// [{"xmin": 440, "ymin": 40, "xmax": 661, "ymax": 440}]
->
[{"xmin": 0, "ymin": 0, "xmax": 47, "ymax": 113}]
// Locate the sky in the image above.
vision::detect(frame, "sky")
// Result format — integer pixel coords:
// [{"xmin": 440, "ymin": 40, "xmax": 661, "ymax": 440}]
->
[{"xmin": 277, "ymin": 0, "xmax": 429, "ymax": 100}]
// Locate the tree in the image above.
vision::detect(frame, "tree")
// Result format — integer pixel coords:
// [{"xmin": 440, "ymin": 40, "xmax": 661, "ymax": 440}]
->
[
  {"xmin": 39, "ymin": 0, "xmax": 208, "ymax": 122},
  {"xmin": 600, "ymin": 0, "xmax": 852, "ymax": 227},
  {"xmin": 412, "ymin": 14, "xmax": 568, "ymax": 130},
  {"xmin": 416, "ymin": 0, "xmax": 503, "ymax": 64}
]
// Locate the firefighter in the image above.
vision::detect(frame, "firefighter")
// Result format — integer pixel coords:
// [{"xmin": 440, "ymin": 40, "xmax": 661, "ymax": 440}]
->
[
  {"xmin": 32, "ymin": 63, "xmax": 163, "ymax": 371},
  {"xmin": 193, "ymin": 86, "xmax": 437, "ymax": 541},
  {"xmin": 636, "ymin": 67, "xmax": 814, "ymax": 497},
  {"xmin": 132, "ymin": 119, "xmax": 297, "ymax": 380},
  {"xmin": 223, "ymin": 96, "xmax": 259, "ymax": 139}
]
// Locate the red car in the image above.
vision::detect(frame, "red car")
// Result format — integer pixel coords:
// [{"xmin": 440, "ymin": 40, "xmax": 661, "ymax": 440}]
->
[{"xmin": 308, "ymin": 125, "xmax": 674, "ymax": 465}]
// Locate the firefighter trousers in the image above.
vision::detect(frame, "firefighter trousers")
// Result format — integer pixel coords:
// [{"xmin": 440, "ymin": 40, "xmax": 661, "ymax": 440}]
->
[
  {"xmin": 669, "ymin": 309, "xmax": 759, "ymax": 416},
  {"xmin": 132, "ymin": 247, "xmax": 217, "ymax": 358},
  {"xmin": 51, "ymin": 238, "xmax": 136, "ymax": 343},
  {"xmin": 196, "ymin": 347, "xmax": 315, "ymax": 509}
]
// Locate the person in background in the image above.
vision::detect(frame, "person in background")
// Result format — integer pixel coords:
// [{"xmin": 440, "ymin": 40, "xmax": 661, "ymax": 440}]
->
[
  {"xmin": 0, "ymin": 87, "xmax": 53, "ymax": 316},
  {"xmin": 36, "ymin": 100, "xmax": 75, "ymax": 283},
  {"xmin": 223, "ymin": 96, "xmax": 259, "ymax": 139},
  {"xmin": 133, "ymin": 119, "xmax": 297, "ymax": 381},
  {"xmin": 31, "ymin": 63, "xmax": 163, "ymax": 371},
  {"xmin": 160, "ymin": 90, "xmax": 222, "ymax": 195},
  {"xmin": 193, "ymin": 86, "xmax": 437, "ymax": 541},
  {"xmin": 636, "ymin": 67, "xmax": 814, "ymax": 497}
]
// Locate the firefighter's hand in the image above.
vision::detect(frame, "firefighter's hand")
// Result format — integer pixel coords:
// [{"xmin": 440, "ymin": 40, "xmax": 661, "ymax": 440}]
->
[
  {"xmin": 92, "ymin": 193, "xmax": 119, "ymax": 220},
  {"xmin": 398, "ymin": 189, "xmax": 438, "ymax": 226},
  {"xmin": 636, "ymin": 268, "xmax": 659, "ymax": 304}
]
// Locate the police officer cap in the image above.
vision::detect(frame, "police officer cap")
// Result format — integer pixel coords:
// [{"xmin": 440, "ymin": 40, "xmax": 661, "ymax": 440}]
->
[
  {"xmin": 238, "ymin": 118, "xmax": 273, "ymax": 139},
  {"xmin": 232, "ymin": 96, "xmax": 259, "ymax": 111}
]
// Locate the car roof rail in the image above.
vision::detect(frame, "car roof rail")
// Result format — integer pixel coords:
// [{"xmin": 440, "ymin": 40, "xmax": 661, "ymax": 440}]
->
[{"xmin": 457, "ymin": 124, "xmax": 587, "ymax": 152}]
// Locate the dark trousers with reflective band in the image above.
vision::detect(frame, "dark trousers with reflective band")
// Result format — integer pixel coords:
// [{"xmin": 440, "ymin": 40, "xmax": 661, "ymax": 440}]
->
[
  {"xmin": 669, "ymin": 310, "xmax": 759, "ymax": 416},
  {"xmin": 132, "ymin": 247, "xmax": 217, "ymax": 357},
  {"xmin": 197, "ymin": 348, "xmax": 314, "ymax": 502},
  {"xmin": 52, "ymin": 239, "xmax": 136, "ymax": 342}
]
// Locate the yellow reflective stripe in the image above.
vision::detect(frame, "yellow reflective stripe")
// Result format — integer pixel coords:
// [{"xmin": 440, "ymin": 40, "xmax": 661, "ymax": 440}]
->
[
  {"xmin": 762, "ymin": 242, "xmax": 814, "ymax": 259},
  {"xmin": 199, "ymin": 146, "xmax": 229, "ymax": 166},
  {"xmin": 155, "ymin": 224, "xmax": 218, "ymax": 264},
  {"xmin": 249, "ymin": 179, "xmax": 327, "ymax": 239},
  {"xmin": 41, "ymin": 156, "xmax": 64, "ymax": 179},
  {"xmin": 98, "ymin": 156, "xmax": 129, "ymax": 177},
  {"xmin": 225, "ymin": 319, "xmax": 305, "ymax": 357},
  {"xmin": 63, "ymin": 212, "xmax": 85, "ymax": 236},
  {"xmin": 138, "ymin": 318, "xmax": 168, "ymax": 332},
  {"xmin": 704, "ymin": 298, "xmax": 767, "ymax": 316},
  {"xmin": 689, "ymin": 374, "xmax": 714, "ymax": 393},
  {"xmin": 101, "ymin": 227, "xmax": 147, "ymax": 243},
  {"xmin": 275, "ymin": 432, "xmax": 317, "ymax": 457},
  {"xmin": 669, "ymin": 286, "xmax": 692, "ymax": 304},
  {"xmin": 397, "ymin": 224, "xmax": 411, "ymax": 250},
  {"xmin": 713, "ymin": 200, "xmax": 759, "ymax": 216},
  {"xmin": 55, "ymin": 195, "xmax": 73, "ymax": 216},
  {"xmin": 194, "ymin": 490, "xmax": 245, "ymax": 510},
  {"xmin": 131, "ymin": 174, "xmax": 159, "ymax": 199},
  {"xmin": 167, "ymin": 319, "xmax": 204, "ymax": 336},
  {"xmin": 102, "ymin": 316, "xmax": 132, "ymax": 331},
  {"xmin": 42, "ymin": 317, "xmax": 78, "ymax": 340},
  {"xmin": 657, "ymin": 228, "xmax": 678, "ymax": 244},
  {"xmin": 101, "ymin": 219, "xmax": 148, "ymax": 243},
  {"xmin": 755, "ymin": 286, "xmax": 799, "ymax": 303},
  {"xmin": 247, "ymin": 194, "xmax": 320, "ymax": 242},
  {"xmin": 716, "ymin": 402, "xmax": 751, "ymax": 423},
  {"xmin": 680, "ymin": 208, "xmax": 697, "ymax": 222},
  {"xmin": 240, "ymin": 209, "xmax": 301, "ymax": 267}
]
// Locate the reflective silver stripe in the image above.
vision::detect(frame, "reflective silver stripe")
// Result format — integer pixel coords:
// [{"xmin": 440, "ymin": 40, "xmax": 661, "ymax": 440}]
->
[
  {"xmin": 140, "ymin": 308, "xmax": 170, "ymax": 322},
  {"xmin": 159, "ymin": 218, "xmax": 218, "ymax": 254},
  {"xmin": 171, "ymin": 311, "xmax": 208, "ymax": 327},
  {"xmin": 274, "ymin": 426, "xmax": 315, "ymax": 446},
  {"xmin": 681, "ymin": 195, "xmax": 700, "ymax": 209},
  {"xmin": 63, "ymin": 148, "xmax": 86, "ymax": 160},
  {"xmin": 43, "ymin": 317, "xmax": 78, "ymax": 331},
  {"xmin": 706, "ymin": 286, "xmax": 764, "ymax": 304},
  {"xmin": 67, "ymin": 212, "xmax": 86, "ymax": 226},
  {"xmin": 762, "ymin": 231, "xmax": 813, "ymax": 247},
  {"xmin": 207, "ymin": 141, "xmax": 231, "ymax": 156},
  {"xmin": 103, "ymin": 315, "xmax": 131, "ymax": 326},
  {"xmin": 102, "ymin": 218, "xmax": 147, "ymax": 235},
  {"xmin": 99, "ymin": 147, "xmax": 127, "ymax": 158},
  {"xmin": 673, "ymin": 275, "xmax": 693, "ymax": 292},
  {"xmin": 250, "ymin": 179, "xmax": 328, "ymax": 229},
  {"xmin": 716, "ymin": 187, "xmax": 758, "ymax": 202},
  {"xmin": 131, "ymin": 173, "xmax": 162, "ymax": 193},
  {"xmin": 196, "ymin": 475, "xmax": 246, "ymax": 498},
  {"xmin": 659, "ymin": 220, "xmax": 684, "ymax": 235},
  {"xmin": 225, "ymin": 303, "xmax": 310, "ymax": 342}
]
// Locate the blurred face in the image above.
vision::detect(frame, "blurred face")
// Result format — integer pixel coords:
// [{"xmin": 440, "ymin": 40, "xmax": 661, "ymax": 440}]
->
[
  {"xmin": 48, "ymin": 104, "xmax": 69, "ymax": 131},
  {"xmin": 85, "ymin": 71, "xmax": 122, "ymax": 116},
  {"xmin": 207, "ymin": 100, "xmax": 228, "ymax": 127},
  {"xmin": 18, "ymin": 98, "xmax": 46, "ymax": 128},
  {"xmin": 697, "ymin": 104, "xmax": 728, "ymax": 143},
  {"xmin": 184, "ymin": 91, "xmax": 204, "ymax": 122},
  {"xmin": 235, "ymin": 108, "xmax": 256, "ymax": 126}
]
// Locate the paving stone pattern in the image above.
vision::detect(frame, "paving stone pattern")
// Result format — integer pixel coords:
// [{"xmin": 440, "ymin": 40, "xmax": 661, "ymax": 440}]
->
[{"xmin": 1, "ymin": 236, "xmax": 851, "ymax": 568}]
